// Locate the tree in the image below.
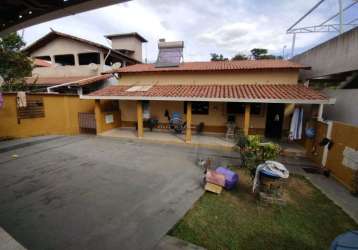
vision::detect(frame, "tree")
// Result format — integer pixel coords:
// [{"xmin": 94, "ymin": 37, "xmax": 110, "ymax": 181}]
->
[
  {"xmin": 231, "ymin": 53, "xmax": 248, "ymax": 61},
  {"xmin": 258, "ymin": 54, "xmax": 276, "ymax": 59},
  {"xmin": 250, "ymin": 48, "xmax": 281, "ymax": 60},
  {"xmin": 0, "ymin": 33, "xmax": 33, "ymax": 91},
  {"xmin": 250, "ymin": 48, "xmax": 268, "ymax": 60},
  {"xmin": 210, "ymin": 53, "xmax": 228, "ymax": 61}
]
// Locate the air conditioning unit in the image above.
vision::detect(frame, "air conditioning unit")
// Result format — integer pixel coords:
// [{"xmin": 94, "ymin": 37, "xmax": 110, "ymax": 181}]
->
[{"xmin": 112, "ymin": 62, "xmax": 122, "ymax": 69}]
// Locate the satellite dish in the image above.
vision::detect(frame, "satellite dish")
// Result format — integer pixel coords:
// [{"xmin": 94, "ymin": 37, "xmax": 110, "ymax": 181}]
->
[{"xmin": 112, "ymin": 62, "xmax": 122, "ymax": 69}]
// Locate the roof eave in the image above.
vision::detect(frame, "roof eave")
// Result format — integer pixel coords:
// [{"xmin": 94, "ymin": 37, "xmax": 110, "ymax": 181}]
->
[
  {"xmin": 105, "ymin": 67, "xmax": 305, "ymax": 75},
  {"xmin": 80, "ymin": 95, "xmax": 331, "ymax": 104}
]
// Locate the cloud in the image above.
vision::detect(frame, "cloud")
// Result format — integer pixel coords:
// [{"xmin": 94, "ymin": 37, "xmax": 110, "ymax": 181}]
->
[{"xmin": 22, "ymin": 0, "xmax": 354, "ymax": 61}]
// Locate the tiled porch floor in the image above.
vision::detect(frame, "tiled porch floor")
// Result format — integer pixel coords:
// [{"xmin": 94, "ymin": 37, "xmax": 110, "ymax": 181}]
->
[{"xmin": 99, "ymin": 128, "xmax": 236, "ymax": 150}]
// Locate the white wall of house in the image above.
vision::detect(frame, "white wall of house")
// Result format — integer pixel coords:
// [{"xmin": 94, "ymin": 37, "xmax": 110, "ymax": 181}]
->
[
  {"xmin": 323, "ymin": 89, "xmax": 358, "ymax": 126},
  {"xmin": 30, "ymin": 37, "xmax": 107, "ymax": 77},
  {"xmin": 109, "ymin": 36, "xmax": 143, "ymax": 62}
]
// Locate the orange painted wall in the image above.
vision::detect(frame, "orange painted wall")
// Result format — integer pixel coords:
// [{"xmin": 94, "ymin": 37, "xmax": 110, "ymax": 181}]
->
[
  {"xmin": 326, "ymin": 122, "xmax": 358, "ymax": 192},
  {"xmin": 0, "ymin": 93, "xmax": 94, "ymax": 138},
  {"xmin": 305, "ymin": 121, "xmax": 328, "ymax": 166},
  {"xmin": 305, "ymin": 120, "xmax": 358, "ymax": 192},
  {"xmin": 94, "ymin": 100, "xmax": 121, "ymax": 134}
]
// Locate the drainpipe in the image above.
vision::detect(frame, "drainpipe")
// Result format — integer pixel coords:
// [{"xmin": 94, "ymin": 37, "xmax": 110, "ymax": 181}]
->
[
  {"xmin": 77, "ymin": 87, "xmax": 83, "ymax": 96},
  {"xmin": 104, "ymin": 49, "xmax": 111, "ymax": 66},
  {"xmin": 321, "ymin": 121, "xmax": 333, "ymax": 167},
  {"xmin": 47, "ymin": 82, "xmax": 75, "ymax": 93},
  {"xmin": 317, "ymin": 104, "xmax": 324, "ymax": 122},
  {"xmin": 317, "ymin": 102, "xmax": 334, "ymax": 167}
]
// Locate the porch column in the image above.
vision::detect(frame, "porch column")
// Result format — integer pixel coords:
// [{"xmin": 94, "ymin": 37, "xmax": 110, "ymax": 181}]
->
[
  {"xmin": 136, "ymin": 100, "xmax": 144, "ymax": 138},
  {"xmin": 243, "ymin": 103, "xmax": 251, "ymax": 136},
  {"xmin": 94, "ymin": 99, "xmax": 102, "ymax": 134},
  {"xmin": 185, "ymin": 101, "xmax": 192, "ymax": 143}
]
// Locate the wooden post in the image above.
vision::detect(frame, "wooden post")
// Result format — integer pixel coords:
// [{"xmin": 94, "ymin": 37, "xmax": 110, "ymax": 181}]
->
[
  {"xmin": 94, "ymin": 99, "xmax": 102, "ymax": 134},
  {"xmin": 244, "ymin": 103, "xmax": 251, "ymax": 136},
  {"xmin": 136, "ymin": 100, "xmax": 143, "ymax": 138},
  {"xmin": 185, "ymin": 101, "xmax": 192, "ymax": 143}
]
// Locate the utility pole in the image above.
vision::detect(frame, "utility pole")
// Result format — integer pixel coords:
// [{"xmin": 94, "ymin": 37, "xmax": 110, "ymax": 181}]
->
[
  {"xmin": 282, "ymin": 45, "xmax": 287, "ymax": 59},
  {"xmin": 339, "ymin": 0, "xmax": 343, "ymax": 34},
  {"xmin": 291, "ymin": 33, "xmax": 296, "ymax": 58}
]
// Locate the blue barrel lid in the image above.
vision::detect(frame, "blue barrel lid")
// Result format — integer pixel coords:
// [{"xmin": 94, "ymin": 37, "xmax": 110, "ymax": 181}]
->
[{"xmin": 331, "ymin": 231, "xmax": 358, "ymax": 250}]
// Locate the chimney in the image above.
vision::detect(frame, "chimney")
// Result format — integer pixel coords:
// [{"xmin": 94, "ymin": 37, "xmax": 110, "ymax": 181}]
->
[
  {"xmin": 105, "ymin": 32, "xmax": 147, "ymax": 62},
  {"xmin": 155, "ymin": 39, "xmax": 184, "ymax": 68}
]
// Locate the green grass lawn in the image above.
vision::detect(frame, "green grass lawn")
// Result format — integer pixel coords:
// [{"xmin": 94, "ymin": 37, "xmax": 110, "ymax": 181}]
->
[{"xmin": 169, "ymin": 169, "xmax": 357, "ymax": 250}]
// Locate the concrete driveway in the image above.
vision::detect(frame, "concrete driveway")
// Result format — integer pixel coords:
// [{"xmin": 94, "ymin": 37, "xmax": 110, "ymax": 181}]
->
[{"xmin": 0, "ymin": 136, "xmax": 239, "ymax": 250}]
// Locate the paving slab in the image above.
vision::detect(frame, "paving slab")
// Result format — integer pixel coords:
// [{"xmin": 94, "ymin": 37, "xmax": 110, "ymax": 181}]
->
[
  {"xmin": 0, "ymin": 136, "xmax": 239, "ymax": 250},
  {"xmin": 0, "ymin": 136, "xmax": 63, "ymax": 153}
]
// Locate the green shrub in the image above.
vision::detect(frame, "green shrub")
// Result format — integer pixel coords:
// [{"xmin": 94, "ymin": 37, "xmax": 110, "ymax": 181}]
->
[{"xmin": 235, "ymin": 134, "xmax": 281, "ymax": 170}]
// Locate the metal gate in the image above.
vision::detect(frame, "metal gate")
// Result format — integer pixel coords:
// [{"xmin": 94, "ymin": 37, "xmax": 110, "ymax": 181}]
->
[{"xmin": 78, "ymin": 112, "xmax": 96, "ymax": 133}]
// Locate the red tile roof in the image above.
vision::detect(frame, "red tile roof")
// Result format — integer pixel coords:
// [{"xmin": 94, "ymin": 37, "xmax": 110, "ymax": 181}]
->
[
  {"xmin": 106, "ymin": 60, "xmax": 309, "ymax": 74},
  {"xmin": 86, "ymin": 84, "xmax": 328, "ymax": 103},
  {"xmin": 25, "ymin": 74, "xmax": 112, "ymax": 87},
  {"xmin": 33, "ymin": 58, "xmax": 52, "ymax": 67},
  {"xmin": 25, "ymin": 76, "xmax": 86, "ymax": 86},
  {"xmin": 69, "ymin": 74, "xmax": 113, "ymax": 87}
]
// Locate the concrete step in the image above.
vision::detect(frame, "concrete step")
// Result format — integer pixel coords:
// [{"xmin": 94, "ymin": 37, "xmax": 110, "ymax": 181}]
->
[
  {"xmin": 280, "ymin": 148, "xmax": 307, "ymax": 158},
  {"xmin": 0, "ymin": 227, "xmax": 26, "ymax": 250},
  {"xmin": 154, "ymin": 236, "xmax": 206, "ymax": 250}
]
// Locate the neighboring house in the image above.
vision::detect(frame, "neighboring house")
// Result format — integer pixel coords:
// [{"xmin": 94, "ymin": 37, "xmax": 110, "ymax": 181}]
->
[
  {"xmin": 81, "ymin": 40, "xmax": 330, "ymax": 142},
  {"xmin": 33, "ymin": 58, "xmax": 52, "ymax": 68},
  {"xmin": 291, "ymin": 27, "xmax": 358, "ymax": 125},
  {"xmin": 23, "ymin": 30, "xmax": 147, "ymax": 94}
]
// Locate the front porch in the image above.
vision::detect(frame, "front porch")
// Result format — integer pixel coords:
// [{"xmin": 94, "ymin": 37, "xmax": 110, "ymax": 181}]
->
[
  {"xmin": 99, "ymin": 127, "xmax": 308, "ymax": 157},
  {"xmin": 83, "ymin": 84, "xmax": 332, "ymax": 151},
  {"xmin": 99, "ymin": 127, "xmax": 236, "ymax": 150}
]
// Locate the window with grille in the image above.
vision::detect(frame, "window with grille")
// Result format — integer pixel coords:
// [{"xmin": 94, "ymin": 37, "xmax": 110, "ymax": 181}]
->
[{"xmin": 17, "ymin": 96, "xmax": 45, "ymax": 119}]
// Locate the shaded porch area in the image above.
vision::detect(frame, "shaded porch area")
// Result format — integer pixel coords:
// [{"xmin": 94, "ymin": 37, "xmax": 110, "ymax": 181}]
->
[
  {"xmin": 82, "ymin": 83, "xmax": 333, "ymax": 149},
  {"xmin": 99, "ymin": 127, "xmax": 236, "ymax": 150}
]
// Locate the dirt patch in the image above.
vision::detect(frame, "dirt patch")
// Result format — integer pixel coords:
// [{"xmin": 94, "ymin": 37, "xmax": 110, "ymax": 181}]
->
[{"xmin": 287, "ymin": 176, "xmax": 314, "ymax": 198}]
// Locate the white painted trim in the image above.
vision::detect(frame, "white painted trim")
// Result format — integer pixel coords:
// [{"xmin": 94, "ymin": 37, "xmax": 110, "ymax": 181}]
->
[
  {"xmin": 328, "ymin": 98, "xmax": 336, "ymax": 104},
  {"xmin": 322, "ymin": 121, "xmax": 333, "ymax": 167},
  {"xmin": 318, "ymin": 104, "xmax": 324, "ymax": 121},
  {"xmin": 47, "ymin": 82, "xmax": 76, "ymax": 92},
  {"xmin": 80, "ymin": 94, "xmax": 331, "ymax": 104}
]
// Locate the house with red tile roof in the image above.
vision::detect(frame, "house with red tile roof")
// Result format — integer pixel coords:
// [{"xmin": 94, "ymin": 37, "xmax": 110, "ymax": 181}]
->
[
  {"xmin": 81, "ymin": 40, "xmax": 333, "ymax": 142},
  {"xmin": 23, "ymin": 30, "xmax": 147, "ymax": 94}
]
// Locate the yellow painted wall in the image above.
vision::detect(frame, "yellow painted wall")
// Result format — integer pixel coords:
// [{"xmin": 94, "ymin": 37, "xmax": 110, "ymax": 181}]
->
[
  {"xmin": 0, "ymin": 94, "xmax": 94, "ymax": 138},
  {"xmin": 119, "ymin": 100, "xmax": 268, "ymax": 133},
  {"xmin": 94, "ymin": 100, "xmax": 121, "ymax": 134},
  {"xmin": 118, "ymin": 69, "xmax": 299, "ymax": 86}
]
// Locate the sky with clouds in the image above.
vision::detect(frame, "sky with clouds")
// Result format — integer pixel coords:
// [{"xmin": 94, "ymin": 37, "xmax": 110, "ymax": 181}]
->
[{"xmin": 22, "ymin": 0, "xmax": 358, "ymax": 62}]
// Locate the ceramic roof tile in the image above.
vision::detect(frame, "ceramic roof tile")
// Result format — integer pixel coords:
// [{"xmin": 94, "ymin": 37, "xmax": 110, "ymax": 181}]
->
[
  {"xmin": 105, "ymin": 60, "xmax": 309, "ymax": 74},
  {"xmin": 25, "ymin": 74, "xmax": 112, "ymax": 86},
  {"xmin": 88, "ymin": 84, "xmax": 327, "ymax": 102}
]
